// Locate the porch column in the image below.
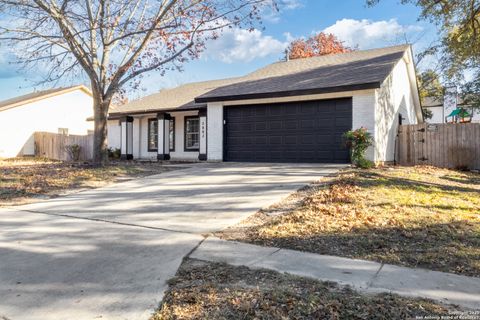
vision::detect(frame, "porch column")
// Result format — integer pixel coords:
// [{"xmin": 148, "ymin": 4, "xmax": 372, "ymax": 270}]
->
[
  {"xmin": 157, "ymin": 112, "xmax": 171, "ymax": 160},
  {"xmin": 198, "ymin": 109, "xmax": 207, "ymax": 161},
  {"xmin": 120, "ymin": 116, "xmax": 133, "ymax": 160}
]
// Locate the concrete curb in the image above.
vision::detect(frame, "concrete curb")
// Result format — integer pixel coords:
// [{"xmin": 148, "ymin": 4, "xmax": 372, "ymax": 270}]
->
[{"xmin": 191, "ymin": 237, "xmax": 480, "ymax": 310}]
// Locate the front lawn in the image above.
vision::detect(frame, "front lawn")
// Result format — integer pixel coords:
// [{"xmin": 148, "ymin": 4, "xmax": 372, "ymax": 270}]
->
[
  {"xmin": 153, "ymin": 259, "xmax": 455, "ymax": 320},
  {"xmin": 219, "ymin": 166, "xmax": 480, "ymax": 277},
  {"xmin": 0, "ymin": 157, "xmax": 179, "ymax": 206}
]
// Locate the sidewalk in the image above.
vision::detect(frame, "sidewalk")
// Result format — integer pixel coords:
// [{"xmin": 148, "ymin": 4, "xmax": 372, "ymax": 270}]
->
[{"xmin": 191, "ymin": 237, "xmax": 480, "ymax": 310}]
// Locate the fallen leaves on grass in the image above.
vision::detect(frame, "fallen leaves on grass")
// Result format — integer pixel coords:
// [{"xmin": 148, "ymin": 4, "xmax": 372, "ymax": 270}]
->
[
  {"xmin": 0, "ymin": 157, "xmax": 175, "ymax": 206},
  {"xmin": 219, "ymin": 166, "xmax": 480, "ymax": 277},
  {"xmin": 153, "ymin": 259, "xmax": 454, "ymax": 320}
]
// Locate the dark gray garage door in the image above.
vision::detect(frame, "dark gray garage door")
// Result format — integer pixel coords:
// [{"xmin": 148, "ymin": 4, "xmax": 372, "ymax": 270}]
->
[{"xmin": 224, "ymin": 98, "xmax": 352, "ymax": 163}]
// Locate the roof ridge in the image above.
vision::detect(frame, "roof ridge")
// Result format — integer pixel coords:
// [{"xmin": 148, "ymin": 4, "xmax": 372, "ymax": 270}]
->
[{"xmin": 251, "ymin": 44, "xmax": 411, "ymax": 69}]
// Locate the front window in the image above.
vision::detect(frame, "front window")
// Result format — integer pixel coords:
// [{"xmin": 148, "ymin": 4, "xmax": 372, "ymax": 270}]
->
[
  {"xmin": 184, "ymin": 117, "xmax": 199, "ymax": 151},
  {"xmin": 148, "ymin": 118, "xmax": 158, "ymax": 151}
]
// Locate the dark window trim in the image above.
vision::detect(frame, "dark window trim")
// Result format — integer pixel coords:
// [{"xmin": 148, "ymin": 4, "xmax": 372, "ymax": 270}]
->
[
  {"xmin": 147, "ymin": 118, "xmax": 158, "ymax": 152},
  {"xmin": 184, "ymin": 115, "xmax": 200, "ymax": 152},
  {"xmin": 169, "ymin": 117, "xmax": 175, "ymax": 152}
]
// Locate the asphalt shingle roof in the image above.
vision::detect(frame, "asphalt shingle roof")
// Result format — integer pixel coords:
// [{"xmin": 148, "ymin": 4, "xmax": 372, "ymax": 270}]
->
[
  {"xmin": 196, "ymin": 51, "xmax": 406, "ymax": 102},
  {"xmin": 111, "ymin": 45, "xmax": 410, "ymax": 115}
]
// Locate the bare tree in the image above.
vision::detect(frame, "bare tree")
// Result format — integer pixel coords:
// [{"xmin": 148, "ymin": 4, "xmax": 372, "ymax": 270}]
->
[{"xmin": 0, "ymin": 0, "xmax": 270, "ymax": 164}]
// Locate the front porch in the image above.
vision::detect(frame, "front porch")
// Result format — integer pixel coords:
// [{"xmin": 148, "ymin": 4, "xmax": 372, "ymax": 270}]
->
[{"xmin": 114, "ymin": 108, "xmax": 207, "ymax": 161}]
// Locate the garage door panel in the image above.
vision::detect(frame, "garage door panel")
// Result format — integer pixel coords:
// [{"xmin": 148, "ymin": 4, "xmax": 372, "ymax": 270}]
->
[
  {"xmin": 255, "ymin": 108, "xmax": 267, "ymax": 116},
  {"xmin": 300, "ymin": 119, "xmax": 315, "ymax": 129},
  {"xmin": 224, "ymin": 98, "xmax": 352, "ymax": 163},
  {"xmin": 335, "ymin": 150, "xmax": 350, "ymax": 159},
  {"xmin": 284, "ymin": 136, "xmax": 298, "ymax": 145},
  {"xmin": 317, "ymin": 118, "xmax": 334, "ymax": 126},
  {"xmin": 268, "ymin": 136, "xmax": 282, "ymax": 144},
  {"xmin": 268, "ymin": 121, "xmax": 283, "ymax": 130},
  {"xmin": 254, "ymin": 122, "xmax": 267, "ymax": 131},
  {"xmin": 285, "ymin": 106, "xmax": 299, "ymax": 114},
  {"xmin": 284, "ymin": 120, "xmax": 298, "ymax": 129},
  {"xmin": 254, "ymin": 136, "xmax": 267, "ymax": 145},
  {"xmin": 269, "ymin": 107, "xmax": 283, "ymax": 116},
  {"xmin": 335, "ymin": 117, "xmax": 352, "ymax": 126},
  {"xmin": 336, "ymin": 102, "xmax": 351, "ymax": 111},
  {"xmin": 300, "ymin": 105, "xmax": 318, "ymax": 114}
]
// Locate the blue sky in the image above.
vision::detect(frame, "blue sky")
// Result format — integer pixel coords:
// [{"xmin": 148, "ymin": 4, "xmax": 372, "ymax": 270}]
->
[{"xmin": 0, "ymin": 0, "xmax": 437, "ymax": 101}]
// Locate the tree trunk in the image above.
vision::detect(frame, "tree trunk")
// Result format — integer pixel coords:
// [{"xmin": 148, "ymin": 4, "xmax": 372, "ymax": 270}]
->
[{"xmin": 92, "ymin": 95, "xmax": 110, "ymax": 165}]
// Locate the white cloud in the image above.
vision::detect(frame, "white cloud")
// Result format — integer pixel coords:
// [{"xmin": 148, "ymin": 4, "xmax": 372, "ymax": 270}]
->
[
  {"xmin": 203, "ymin": 28, "xmax": 288, "ymax": 63},
  {"xmin": 323, "ymin": 18, "xmax": 423, "ymax": 49},
  {"xmin": 278, "ymin": 0, "xmax": 303, "ymax": 10},
  {"xmin": 262, "ymin": 0, "xmax": 304, "ymax": 23},
  {"xmin": 0, "ymin": 47, "xmax": 20, "ymax": 79}
]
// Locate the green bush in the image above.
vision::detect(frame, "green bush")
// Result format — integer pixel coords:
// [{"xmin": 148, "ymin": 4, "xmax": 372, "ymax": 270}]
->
[
  {"xmin": 356, "ymin": 158, "xmax": 375, "ymax": 169},
  {"xmin": 108, "ymin": 147, "xmax": 121, "ymax": 160},
  {"xmin": 343, "ymin": 128, "xmax": 374, "ymax": 168}
]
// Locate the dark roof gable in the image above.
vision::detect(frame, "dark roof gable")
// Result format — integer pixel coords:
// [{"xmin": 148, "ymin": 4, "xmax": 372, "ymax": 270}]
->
[{"xmin": 195, "ymin": 51, "xmax": 405, "ymax": 103}]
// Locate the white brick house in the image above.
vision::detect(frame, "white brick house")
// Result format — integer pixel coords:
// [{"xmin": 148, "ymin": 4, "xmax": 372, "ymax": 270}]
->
[{"xmin": 108, "ymin": 45, "xmax": 422, "ymax": 164}]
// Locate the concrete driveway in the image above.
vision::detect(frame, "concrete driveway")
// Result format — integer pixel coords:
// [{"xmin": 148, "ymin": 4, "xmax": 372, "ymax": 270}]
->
[{"xmin": 0, "ymin": 163, "xmax": 343, "ymax": 320}]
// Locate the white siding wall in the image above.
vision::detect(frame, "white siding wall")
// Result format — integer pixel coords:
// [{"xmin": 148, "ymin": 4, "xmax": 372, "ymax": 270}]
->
[
  {"xmin": 138, "ymin": 116, "xmax": 156, "ymax": 159},
  {"xmin": 132, "ymin": 117, "xmax": 140, "ymax": 158},
  {"xmin": 352, "ymin": 92, "xmax": 376, "ymax": 161},
  {"xmin": 207, "ymin": 103, "xmax": 223, "ymax": 161},
  {"xmin": 107, "ymin": 120, "xmax": 121, "ymax": 149},
  {"xmin": 424, "ymin": 106, "xmax": 445, "ymax": 124},
  {"xmin": 375, "ymin": 57, "xmax": 419, "ymax": 162},
  {"xmin": 0, "ymin": 89, "xmax": 93, "ymax": 158}
]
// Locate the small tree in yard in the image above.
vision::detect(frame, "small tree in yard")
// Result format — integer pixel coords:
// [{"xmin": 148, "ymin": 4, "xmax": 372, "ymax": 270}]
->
[
  {"xmin": 286, "ymin": 32, "xmax": 354, "ymax": 60},
  {"xmin": 343, "ymin": 128, "xmax": 374, "ymax": 169},
  {"xmin": 0, "ymin": 0, "xmax": 271, "ymax": 165}
]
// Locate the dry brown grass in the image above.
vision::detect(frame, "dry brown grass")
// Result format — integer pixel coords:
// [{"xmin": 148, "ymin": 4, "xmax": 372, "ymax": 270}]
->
[
  {"xmin": 153, "ymin": 259, "xmax": 455, "ymax": 320},
  {"xmin": 219, "ymin": 166, "xmax": 480, "ymax": 277},
  {"xmin": 0, "ymin": 157, "xmax": 177, "ymax": 206}
]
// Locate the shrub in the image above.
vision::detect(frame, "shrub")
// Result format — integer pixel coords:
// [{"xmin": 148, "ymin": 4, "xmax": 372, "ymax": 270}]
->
[
  {"xmin": 356, "ymin": 158, "xmax": 375, "ymax": 169},
  {"xmin": 343, "ymin": 128, "xmax": 374, "ymax": 168},
  {"xmin": 108, "ymin": 147, "xmax": 121, "ymax": 159},
  {"xmin": 65, "ymin": 144, "xmax": 82, "ymax": 161}
]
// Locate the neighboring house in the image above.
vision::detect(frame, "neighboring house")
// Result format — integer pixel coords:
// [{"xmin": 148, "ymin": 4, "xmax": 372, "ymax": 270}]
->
[
  {"xmin": 108, "ymin": 45, "xmax": 422, "ymax": 164},
  {"xmin": 0, "ymin": 86, "xmax": 93, "ymax": 158},
  {"xmin": 422, "ymin": 97, "xmax": 480, "ymax": 124}
]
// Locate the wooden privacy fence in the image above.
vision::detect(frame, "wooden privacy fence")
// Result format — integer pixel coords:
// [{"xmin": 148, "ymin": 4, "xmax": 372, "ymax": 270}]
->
[
  {"xmin": 34, "ymin": 132, "xmax": 93, "ymax": 161},
  {"xmin": 397, "ymin": 123, "xmax": 480, "ymax": 170}
]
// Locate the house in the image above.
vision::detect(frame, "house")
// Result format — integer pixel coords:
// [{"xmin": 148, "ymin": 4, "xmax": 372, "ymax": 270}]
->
[
  {"xmin": 422, "ymin": 97, "xmax": 480, "ymax": 124},
  {"xmin": 107, "ymin": 44, "xmax": 422, "ymax": 164},
  {"xmin": 0, "ymin": 85, "xmax": 93, "ymax": 158}
]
